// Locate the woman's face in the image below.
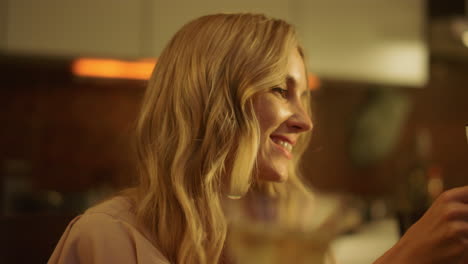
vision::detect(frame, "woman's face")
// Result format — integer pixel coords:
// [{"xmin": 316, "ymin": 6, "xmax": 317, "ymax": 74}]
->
[{"xmin": 253, "ymin": 48, "xmax": 313, "ymax": 182}]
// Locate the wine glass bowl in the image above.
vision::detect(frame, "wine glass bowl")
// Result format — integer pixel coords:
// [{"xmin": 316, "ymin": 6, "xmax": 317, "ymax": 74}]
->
[{"xmin": 225, "ymin": 192, "xmax": 344, "ymax": 264}]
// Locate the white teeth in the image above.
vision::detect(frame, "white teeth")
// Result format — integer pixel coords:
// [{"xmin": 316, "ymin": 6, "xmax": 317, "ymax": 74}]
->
[{"xmin": 274, "ymin": 139, "xmax": 292, "ymax": 152}]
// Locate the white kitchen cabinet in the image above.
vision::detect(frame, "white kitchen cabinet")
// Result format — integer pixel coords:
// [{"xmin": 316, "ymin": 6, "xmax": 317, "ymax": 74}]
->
[
  {"xmin": 5, "ymin": 0, "xmax": 143, "ymax": 58},
  {"xmin": 147, "ymin": 0, "xmax": 292, "ymax": 57},
  {"xmin": 4, "ymin": 0, "xmax": 292, "ymax": 58},
  {"xmin": 293, "ymin": 0, "xmax": 427, "ymax": 87},
  {"xmin": 0, "ymin": 0, "xmax": 7, "ymax": 51}
]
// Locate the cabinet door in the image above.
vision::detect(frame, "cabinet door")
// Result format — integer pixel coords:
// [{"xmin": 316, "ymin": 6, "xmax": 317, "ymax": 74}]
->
[
  {"xmin": 146, "ymin": 0, "xmax": 291, "ymax": 57},
  {"xmin": 0, "ymin": 0, "xmax": 7, "ymax": 51},
  {"xmin": 293, "ymin": 0, "xmax": 427, "ymax": 87},
  {"xmin": 5, "ymin": 0, "xmax": 142, "ymax": 58}
]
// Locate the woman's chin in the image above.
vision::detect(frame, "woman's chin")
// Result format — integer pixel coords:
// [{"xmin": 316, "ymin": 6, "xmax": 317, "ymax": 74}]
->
[{"xmin": 258, "ymin": 169, "xmax": 288, "ymax": 182}]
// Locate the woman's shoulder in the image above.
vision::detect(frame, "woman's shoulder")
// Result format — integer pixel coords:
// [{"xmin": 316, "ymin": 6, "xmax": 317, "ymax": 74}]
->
[
  {"xmin": 71, "ymin": 196, "xmax": 137, "ymax": 236},
  {"xmin": 48, "ymin": 196, "xmax": 169, "ymax": 264},
  {"xmin": 84, "ymin": 196, "xmax": 135, "ymax": 223}
]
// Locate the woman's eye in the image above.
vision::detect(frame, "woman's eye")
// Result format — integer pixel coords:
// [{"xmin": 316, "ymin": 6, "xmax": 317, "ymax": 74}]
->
[{"xmin": 272, "ymin": 87, "xmax": 288, "ymax": 98}]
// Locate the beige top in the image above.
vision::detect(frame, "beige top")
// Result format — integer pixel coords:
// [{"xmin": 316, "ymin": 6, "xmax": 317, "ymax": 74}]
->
[{"xmin": 48, "ymin": 196, "xmax": 170, "ymax": 264}]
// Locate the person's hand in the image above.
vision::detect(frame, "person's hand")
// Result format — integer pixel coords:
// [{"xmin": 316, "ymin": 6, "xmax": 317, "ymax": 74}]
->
[{"xmin": 375, "ymin": 186, "xmax": 468, "ymax": 264}]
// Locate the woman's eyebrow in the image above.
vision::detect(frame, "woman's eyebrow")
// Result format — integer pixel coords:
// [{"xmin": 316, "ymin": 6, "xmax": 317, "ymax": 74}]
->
[{"xmin": 286, "ymin": 75, "xmax": 296, "ymax": 88}]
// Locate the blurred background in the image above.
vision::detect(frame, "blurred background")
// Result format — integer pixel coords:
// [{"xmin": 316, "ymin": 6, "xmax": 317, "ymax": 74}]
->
[{"xmin": 1, "ymin": 0, "xmax": 468, "ymax": 263}]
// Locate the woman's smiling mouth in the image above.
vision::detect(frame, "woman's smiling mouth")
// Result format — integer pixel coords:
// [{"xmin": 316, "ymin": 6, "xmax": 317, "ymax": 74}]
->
[{"xmin": 270, "ymin": 135, "xmax": 294, "ymax": 160}]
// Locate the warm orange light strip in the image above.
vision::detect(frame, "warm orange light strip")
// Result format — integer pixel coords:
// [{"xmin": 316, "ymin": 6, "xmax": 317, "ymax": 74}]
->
[
  {"xmin": 72, "ymin": 58, "xmax": 157, "ymax": 80},
  {"xmin": 308, "ymin": 73, "xmax": 321, "ymax": 91},
  {"xmin": 72, "ymin": 57, "xmax": 320, "ymax": 90}
]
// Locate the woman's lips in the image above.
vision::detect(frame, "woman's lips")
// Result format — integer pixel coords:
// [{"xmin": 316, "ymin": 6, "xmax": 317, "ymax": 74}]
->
[{"xmin": 270, "ymin": 136, "xmax": 293, "ymax": 160}]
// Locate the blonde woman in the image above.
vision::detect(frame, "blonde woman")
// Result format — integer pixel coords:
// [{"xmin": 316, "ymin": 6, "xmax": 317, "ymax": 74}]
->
[{"xmin": 49, "ymin": 13, "xmax": 468, "ymax": 264}]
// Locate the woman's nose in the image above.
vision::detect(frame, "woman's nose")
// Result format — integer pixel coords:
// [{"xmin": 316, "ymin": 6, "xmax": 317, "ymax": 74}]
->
[{"xmin": 287, "ymin": 103, "xmax": 313, "ymax": 133}]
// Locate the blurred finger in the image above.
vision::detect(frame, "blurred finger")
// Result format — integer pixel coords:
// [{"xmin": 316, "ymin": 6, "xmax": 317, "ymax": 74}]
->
[
  {"xmin": 441, "ymin": 186, "xmax": 468, "ymax": 204},
  {"xmin": 444, "ymin": 203, "xmax": 468, "ymax": 221}
]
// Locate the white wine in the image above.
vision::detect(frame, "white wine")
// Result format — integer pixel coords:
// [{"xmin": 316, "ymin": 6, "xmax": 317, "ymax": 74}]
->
[{"xmin": 228, "ymin": 223, "xmax": 333, "ymax": 264}]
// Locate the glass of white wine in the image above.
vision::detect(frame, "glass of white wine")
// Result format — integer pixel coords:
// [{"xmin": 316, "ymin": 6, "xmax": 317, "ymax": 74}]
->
[{"xmin": 225, "ymin": 191, "xmax": 344, "ymax": 264}]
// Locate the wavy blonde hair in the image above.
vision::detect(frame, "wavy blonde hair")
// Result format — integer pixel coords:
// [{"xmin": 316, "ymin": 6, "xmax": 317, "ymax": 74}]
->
[{"xmin": 132, "ymin": 13, "xmax": 312, "ymax": 264}]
